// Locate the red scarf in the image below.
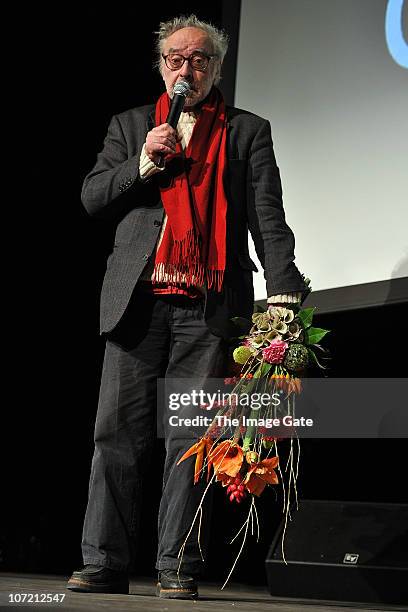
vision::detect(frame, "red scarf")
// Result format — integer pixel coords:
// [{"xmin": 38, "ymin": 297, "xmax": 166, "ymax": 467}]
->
[{"xmin": 152, "ymin": 86, "xmax": 228, "ymax": 292}]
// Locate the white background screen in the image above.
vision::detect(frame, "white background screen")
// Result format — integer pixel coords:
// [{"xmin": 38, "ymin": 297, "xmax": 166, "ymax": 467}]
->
[{"xmin": 235, "ymin": 0, "xmax": 407, "ymax": 299}]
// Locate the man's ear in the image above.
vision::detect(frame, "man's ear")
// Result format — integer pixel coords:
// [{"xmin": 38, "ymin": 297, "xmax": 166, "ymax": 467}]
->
[{"xmin": 213, "ymin": 59, "xmax": 222, "ymax": 85}]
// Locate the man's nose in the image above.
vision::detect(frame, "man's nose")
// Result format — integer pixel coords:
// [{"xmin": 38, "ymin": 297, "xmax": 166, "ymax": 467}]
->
[{"xmin": 178, "ymin": 58, "xmax": 193, "ymax": 80}]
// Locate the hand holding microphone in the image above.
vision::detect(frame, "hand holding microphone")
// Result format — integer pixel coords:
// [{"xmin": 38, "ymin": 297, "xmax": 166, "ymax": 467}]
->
[{"xmin": 145, "ymin": 81, "xmax": 191, "ymax": 166}]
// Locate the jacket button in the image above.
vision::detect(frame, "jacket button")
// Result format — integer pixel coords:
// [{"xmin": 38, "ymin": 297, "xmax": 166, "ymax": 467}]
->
[
  {"xmin": 154, "ymin": 220, "xmax": 161, "ymax": 227},
  {"xmin": 143, "ymin": 254, "xmax": 149, "ymax": 261}
]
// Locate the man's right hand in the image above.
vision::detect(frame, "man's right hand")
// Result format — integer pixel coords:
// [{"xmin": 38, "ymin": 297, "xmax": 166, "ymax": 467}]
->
[{"xmin": 145, "ymin": 123, "xmax": 177, "ymax": 165}]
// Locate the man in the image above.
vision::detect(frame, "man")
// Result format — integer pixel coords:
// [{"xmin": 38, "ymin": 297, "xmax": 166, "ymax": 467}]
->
[{"xmin": 67, "ymin": 15, "xmax": 309, "ymax": 600}]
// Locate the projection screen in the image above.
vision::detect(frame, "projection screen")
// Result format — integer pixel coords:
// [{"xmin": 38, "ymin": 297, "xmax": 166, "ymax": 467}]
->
[{"xmin": 234, "ymin": 0, "xmax": 408, "ymax": 306}]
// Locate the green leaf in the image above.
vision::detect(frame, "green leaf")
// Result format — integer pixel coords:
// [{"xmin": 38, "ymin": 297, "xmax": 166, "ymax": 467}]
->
[
  {"xmin": 290, "ymin": 303, "xmax": 301, "ymax": 315},
  {"xmin": 306, "ymin": 327, "xmax": 329, "ymax": 345},
  {"xmin": 297, "ymin": 307, "xmax": 315, "ymax": 328},
  {"xmin": 253, "ymin": 362, "xmax": 272, "ymax": 378}
]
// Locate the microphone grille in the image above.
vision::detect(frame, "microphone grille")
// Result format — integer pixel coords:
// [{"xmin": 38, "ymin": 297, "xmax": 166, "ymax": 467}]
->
[{"xmin": 173, "ymin": 81, "xmax": 191, "ymax": 97}]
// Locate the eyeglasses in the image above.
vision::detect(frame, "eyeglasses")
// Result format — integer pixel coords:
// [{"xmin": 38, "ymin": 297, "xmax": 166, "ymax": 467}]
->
[{"xmin": 162, "ymin": 51, "xmax": 215, "ymax": 72}]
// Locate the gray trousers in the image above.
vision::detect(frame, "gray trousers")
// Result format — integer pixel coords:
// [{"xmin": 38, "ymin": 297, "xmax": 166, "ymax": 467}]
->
[{"xmin": 81, "ymin": 287, "xmax": 227, "ymax": 575}]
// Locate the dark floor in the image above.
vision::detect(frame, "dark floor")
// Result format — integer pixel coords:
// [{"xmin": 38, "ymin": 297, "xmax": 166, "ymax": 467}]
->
[{"xmin": 0, "ymin": 574, "xmax": 405, "ymax": 612}]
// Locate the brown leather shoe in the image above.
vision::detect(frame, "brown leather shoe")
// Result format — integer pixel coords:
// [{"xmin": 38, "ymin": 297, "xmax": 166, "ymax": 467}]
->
[
  {"xmin": 156, "ymin": 569, "xmax": 198, "ymax": 599},
  {"xmin": 67, "ymin": 565, "xmax": 129, "ymax": 594}
]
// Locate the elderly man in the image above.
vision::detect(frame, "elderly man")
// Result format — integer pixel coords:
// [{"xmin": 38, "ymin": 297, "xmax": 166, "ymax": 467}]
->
[{"xmin": 67, "ymin": 15, "xmax": 309, "ymax": 600}]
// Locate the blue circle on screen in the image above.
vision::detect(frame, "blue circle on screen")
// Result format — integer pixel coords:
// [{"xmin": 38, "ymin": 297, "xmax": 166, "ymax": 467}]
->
[{"xmin": 385, "ymin": 0, "xmax": 408, "ymax": 68}]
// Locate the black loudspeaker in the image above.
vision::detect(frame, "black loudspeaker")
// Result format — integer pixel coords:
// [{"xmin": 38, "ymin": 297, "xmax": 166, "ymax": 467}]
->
[{"xmin": 265, "ymin": 500, "xmax": 408, "ymax": 606}]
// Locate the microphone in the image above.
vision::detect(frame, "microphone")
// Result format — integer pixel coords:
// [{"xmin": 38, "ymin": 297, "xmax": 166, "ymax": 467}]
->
[
  {"xmin": 156, "ymin": 80, "xmax": 191, "ymax": 168},
  {"xmin": 166, "ymin": 80, "xmax": 191, "ymax": 128}
]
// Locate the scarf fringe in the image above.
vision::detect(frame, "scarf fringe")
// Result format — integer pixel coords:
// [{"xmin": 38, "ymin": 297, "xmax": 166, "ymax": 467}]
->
[
  {"xmin": 206, "ymin": 268, "xmax": 224, "ymax": 292},
  {"xmin": 152, "ymin": 261, "xmax": 204, "ymax": 288},
  {"xmin": 153, "ymin": 228, "xmax": 203, "ymax": 287},
  {"xmin": 152, "ymin": 261, "xmax": 224, "ymax": 292}
]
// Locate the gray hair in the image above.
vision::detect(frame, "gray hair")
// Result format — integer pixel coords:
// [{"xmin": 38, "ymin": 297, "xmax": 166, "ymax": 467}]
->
[{"xmin": 154, "ymin": 14, "xmax": 229, "ymax": 84}]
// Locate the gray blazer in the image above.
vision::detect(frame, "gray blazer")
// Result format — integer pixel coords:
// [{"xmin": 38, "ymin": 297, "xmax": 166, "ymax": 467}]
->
[{"xmin": 81, "ymin": 103, "xmax": 310, "ymax": 338}]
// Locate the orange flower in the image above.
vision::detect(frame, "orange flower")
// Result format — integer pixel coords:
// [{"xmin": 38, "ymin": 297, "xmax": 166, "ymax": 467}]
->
[
  {"xmin": 244, "ymin": 456, "xmax": 279, "ymax": 496},
  {"xmin": 287, "ymin": 377, "xmax": 302, "ymax": 394},
  {"xmin": 272, "ymin": 375, "xmax": 302, "ymax": 395},
  {"xmin": 177, "ymin": 437, "xmax": 214, "ymax": 483},
  {"xmin": 215, "ymin": 471, "xmax": 235, "ymax": 487},
  {"xmin": 208, "ymin": 441, "xmax": 244, "ymax": 477}
]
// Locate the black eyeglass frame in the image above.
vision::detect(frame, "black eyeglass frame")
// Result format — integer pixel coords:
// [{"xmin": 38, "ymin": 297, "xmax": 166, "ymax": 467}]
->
[{"xmin": 161, "ymin": 52, "xmax": 216, "ymax": 72}]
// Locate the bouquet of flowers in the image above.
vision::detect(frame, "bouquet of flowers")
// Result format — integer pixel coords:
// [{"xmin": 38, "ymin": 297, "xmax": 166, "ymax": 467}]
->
[{"xmin": 177, "ymin": 279, "xmax": 330, "ymax": 586}]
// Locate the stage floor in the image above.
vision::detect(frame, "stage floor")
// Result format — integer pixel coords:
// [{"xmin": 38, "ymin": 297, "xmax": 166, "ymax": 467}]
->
[{"xmin": 0, "ymin": 573, "xmax": 405, "ymax": 611}]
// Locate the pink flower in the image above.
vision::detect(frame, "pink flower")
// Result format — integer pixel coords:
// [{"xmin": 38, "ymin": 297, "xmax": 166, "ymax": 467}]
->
[{"xmin": 262, "ymin": 340, "xmax": 288, "ymax": 364}]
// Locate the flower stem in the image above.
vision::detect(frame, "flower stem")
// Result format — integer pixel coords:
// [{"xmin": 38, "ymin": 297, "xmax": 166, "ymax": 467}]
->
[{"xmin": 242, "ymin": 408, "xmax": 258, "ymax": 451}]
